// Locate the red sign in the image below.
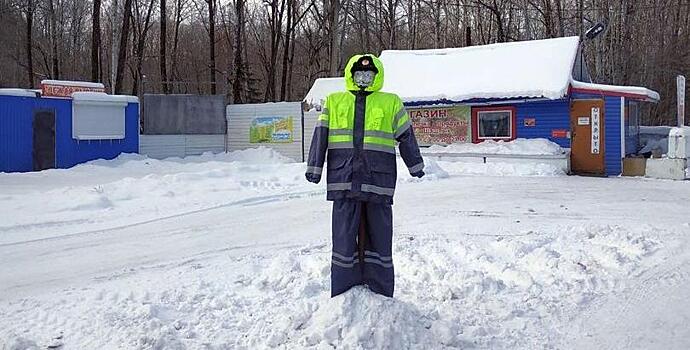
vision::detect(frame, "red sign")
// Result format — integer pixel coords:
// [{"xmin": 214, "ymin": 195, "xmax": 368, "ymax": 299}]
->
[
  {"xmin": 41, "ymin": 81, "xmax": 105, "ymax": 98},
  {"xmin": 551, "ymin": 129, "xmax": 569, "ymax": 138}
]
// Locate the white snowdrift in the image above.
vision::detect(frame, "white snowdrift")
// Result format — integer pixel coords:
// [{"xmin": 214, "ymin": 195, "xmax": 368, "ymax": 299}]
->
[
  {"xmin": 422, "ymin": 139, "xmax": 568, "ymax": 176},
  {"xmin": 426, "ymin": 138, "xmax": 565, "ymax": 156},
  {"xmin": 0, "ymin": 225, "xmax": 667, "ymax": 349}
]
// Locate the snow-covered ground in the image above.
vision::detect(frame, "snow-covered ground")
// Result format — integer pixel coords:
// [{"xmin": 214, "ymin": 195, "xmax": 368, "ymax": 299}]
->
[{"xmin": 1, "ymin": 148, "xmax": 690, "ymax": 349}]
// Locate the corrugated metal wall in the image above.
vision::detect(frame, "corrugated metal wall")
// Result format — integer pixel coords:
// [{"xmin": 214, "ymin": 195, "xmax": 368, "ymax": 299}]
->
[
  {"xmin": 0, "ymin": 95, "xmax": 139, "ymax": 173},
  {"xmin": 226, "ymin": 102, "xmax": 304, "ymax": 161},
  {"xmin": 139, "ymin": 135, "xmax": 225, "ymax": 159},
  {"xmin": 515, "ymin": 99, "xmax": 572, "ymax": 148},
  {"xmin": 0, "ymin": 96, "xmax": 34, "ymax": 172},
  {"xmin": 603, "ymin": 96, "xmax": 623, "ymax": 176},
  {"xmin": 142, "ymin": 94, "xmax": 226, "ymax": 135},
  {"xmin": 303, "ymin": 110, "xmax": 320, "ymax": 159}
]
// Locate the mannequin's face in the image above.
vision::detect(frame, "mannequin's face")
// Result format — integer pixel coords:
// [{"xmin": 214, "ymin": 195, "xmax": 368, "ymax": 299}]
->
[{"xmin": 353, "ymin": 70, "xmax": 376, "ymax": 89}]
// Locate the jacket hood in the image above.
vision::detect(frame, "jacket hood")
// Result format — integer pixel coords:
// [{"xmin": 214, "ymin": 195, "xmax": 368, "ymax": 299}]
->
[{"xmin": 344, "ymin": 54, "xmax": 384, "ymax": 92}]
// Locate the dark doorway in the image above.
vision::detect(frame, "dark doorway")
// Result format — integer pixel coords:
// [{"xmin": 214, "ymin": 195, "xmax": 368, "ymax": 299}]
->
[{"xmin": 33, "ymin": 109, "xmax": 56, "ymax": 171}]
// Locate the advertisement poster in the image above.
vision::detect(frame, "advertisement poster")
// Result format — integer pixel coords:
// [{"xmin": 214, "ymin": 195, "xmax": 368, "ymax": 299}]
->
[
  {"xmin": 250, "ymin": 116, "xmax": 294, "ymax": 143},
  {"xmin": 407, "ymin": 106, "xmax": 471, "ymax": 145}
]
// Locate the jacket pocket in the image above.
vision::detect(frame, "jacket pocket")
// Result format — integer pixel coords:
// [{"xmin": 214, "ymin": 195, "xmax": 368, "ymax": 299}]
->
[
  {"xmin": 327, "ymin": 156, "xmax": 349, "ymax": 170},
  {"xmin": 365, "ymin": 152, "xmax": 397, "ymax": 190},
  {"xmin": 369, "ymin": 158, "xmax": 394, "ymax": 174},
  {"xmin": 367, "ymin": 108, "xmax": 385, "ymax": 130},
  {"xmin": 326, "ymin": 155, "xmax": 352, "ymax": 185},
  {"xmin": 334, "ymin": 105, "xmax": 351, "ymax": 129},
  {"xmin": 367, "ymin": 151, "xmax": 396, "ymax": 173}
]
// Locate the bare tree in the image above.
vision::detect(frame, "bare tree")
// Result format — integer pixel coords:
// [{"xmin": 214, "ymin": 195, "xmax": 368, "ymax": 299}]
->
[
  {"xmin": 130, "ymin": 0, "xmax": 156, "ymax": 95},
  {"xmin": 115, "ymin": 0, "xmax": 134, "ymax": 93},
  {"xmin": 160, "ymin": 0, "xmax": 168, "ymax": 92},
  {"xmin": 47, "ymin": 0, "xmax": 60, "ymax": 79},
  {"xmin": 1, "ymin": 0, "xmax": 688, "ymax": 125},
  {"xmin": 25, "ymin": 0, "xmax": 36, "ymax": 87},
  {"xmin": 91, "ymin": 0, "xmax": 102, "ymax": 82},
  {"xmin": 232, "ymin": 0, "xmax": 247, "ymax": 102},
  {"xmin": 206, "ymin": 0, "xmax": 217, "ymax": 94}
]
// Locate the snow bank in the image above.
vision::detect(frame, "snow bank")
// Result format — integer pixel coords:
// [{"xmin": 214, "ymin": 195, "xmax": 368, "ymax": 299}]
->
[
  {"xmin": 0, "ymin": 148, "xmax": 304, "ymax": 244},
  {"xmin": 438, "ymin": 161, "xmax": 566, "ymax": 176},
  {"xmin": 380, "ymin": 37, "xmax": 580, "ymax": 102},
  {"xmin": 422, "ymin": 139, "xmax": 567, "ymax": 176},
  {"xmin": 0, "ymin": 147, "xmax": 570, "ymax": 244},
  {"xmin": 0, "ymin": 225, "xmax": 664, "ymax": 349},
  {"xmin": 426, "ymin": 138, "xmax": 565, "ymax": 156},
  {"xmin": 75, "ymin": 147, "xmax": 291, "ymax": 168}
]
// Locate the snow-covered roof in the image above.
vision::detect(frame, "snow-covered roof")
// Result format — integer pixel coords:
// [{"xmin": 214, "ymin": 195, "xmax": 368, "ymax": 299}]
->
[
  {"xmin": 0, "ymin": 88, "xmax": 39, "ymax": 98},
  {"xmin": 304, "ymin": 37, "xmax": 660, "ymax": 105},
  {"xmin": 304, "ymin": 77, "xmax": 344, "ymax": 107},
  {"xmin": 570, "ymin": 80, "xmax": 660, "ymax": 101},
  {"xmin": 380, "ymin": 36, "xmax": 581, "ymax": 102},
  {"xmin": 72, "ymin": 92, "xmax": 139, "ymax": 104}
]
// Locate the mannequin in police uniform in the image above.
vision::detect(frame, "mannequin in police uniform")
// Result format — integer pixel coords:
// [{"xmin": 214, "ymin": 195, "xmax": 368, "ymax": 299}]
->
[{"xmin": 306, "ymin": 54, "xmax": 424, "ymax": 297}]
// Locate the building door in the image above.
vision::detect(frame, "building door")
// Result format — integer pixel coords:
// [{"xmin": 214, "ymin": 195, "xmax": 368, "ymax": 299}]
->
[
  {"xmin": 570, "ymin": 100, "xmax": 605, "ymax": 175},
  {"xmin": 33, "ymin": 109, "xmax": 56, "ymax": 171}
]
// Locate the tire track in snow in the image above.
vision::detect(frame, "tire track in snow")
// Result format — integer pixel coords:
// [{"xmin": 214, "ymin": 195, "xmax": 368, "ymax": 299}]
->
[
  {"xmin": 567, "ymin": 257, "xmax": 690, "ymax": 350},
  {"xmin": 0, "ymin": 189, "xmax": 324, "ymax": 248}
]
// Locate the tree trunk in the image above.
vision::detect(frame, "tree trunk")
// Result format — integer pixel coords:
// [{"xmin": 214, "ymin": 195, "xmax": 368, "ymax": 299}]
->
[
  {"xmin": 280, "ymin": 0, "xmax": 293, "ymax": 101},
  {"xmin": 115, "ymin": 0, "xmax": 133, "ymax": 94},
  {"xmin": 286, "ymin": 21, "xmax": 297, "ymax": 101},
  {"xmin": 25, "ymin": 0, "xmax": 35, "ymax": 88},
  {"xmin": 207, "ymin": 0, "xmax": 216, "ymax": 95},
  {"xmin": 232, "ymin": 0, "xmax": 246, "ymax": 103},
  {"xmin": 160, "ymin": 0, "xmax": 168, "ymax": 93},
  {"xmin": 91, "ymin": 0, "xmax": 102, "ymax": 82},
  {"xmin": 328, "ymin": 0, "xmax": 340, "ymax": 76},
  {"xmin": 48, "ymin": 0, "xmax": 60, "ymax": 79},
  {"xmin": 171, "ymin": 0, "xmax": 183, "ymax": 93},
  {"xmin": 132, "ymin": 0, "xmax": 156, "ymax": 96}
]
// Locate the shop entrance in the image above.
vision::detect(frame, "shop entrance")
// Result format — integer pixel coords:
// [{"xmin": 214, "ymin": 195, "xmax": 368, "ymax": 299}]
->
[
  {"xmin": 33, "ymin": 109, "xmax": 56, "ymax": 171},
  {"xmin": 570, "ymin": 100, "xmax": 605, "ymax": 175}
]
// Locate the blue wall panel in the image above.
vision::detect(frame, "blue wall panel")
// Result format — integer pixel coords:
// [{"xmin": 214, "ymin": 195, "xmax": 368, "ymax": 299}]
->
[
  {"xmin": 52, "ymin": 101, "xmax": 139, "ymax": 168},
  {"xmin": 514, "ymin": 99, "xmax": 571, "ymax": 148},
  {"xmin": 603, "ymin": 96, "xmax": 622, "ymax": 176},
  {"xmin": 1, "ymin": 96, "xmax": 139, "ymax": 173},
  {"xmin": 0, "ymin": 96, "xmax": 35, "ymax": 172}
]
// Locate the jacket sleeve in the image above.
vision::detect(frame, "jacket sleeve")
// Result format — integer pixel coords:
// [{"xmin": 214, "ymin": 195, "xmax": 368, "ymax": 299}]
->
[
  {"xmin": 393, "ymin": 98, "xmax": 424, "ymax": 175},
  {"xmin": 305, "ymin": 97, "xmax": 330, "ymax": 182}
]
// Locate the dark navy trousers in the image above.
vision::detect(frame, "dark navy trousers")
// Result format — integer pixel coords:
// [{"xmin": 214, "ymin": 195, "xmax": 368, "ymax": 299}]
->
[{"xmin": 331, "ymin": 199, "xmax": 394, "ymax": 297}]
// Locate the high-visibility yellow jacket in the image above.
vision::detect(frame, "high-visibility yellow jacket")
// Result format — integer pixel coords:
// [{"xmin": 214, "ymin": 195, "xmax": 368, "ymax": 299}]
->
[{"xmin": 306, "ymin": 54, "xmax": 424, "ymax": 204}]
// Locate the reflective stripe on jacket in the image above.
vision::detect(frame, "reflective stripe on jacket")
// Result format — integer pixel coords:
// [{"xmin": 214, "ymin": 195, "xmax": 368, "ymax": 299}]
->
[{"xmin": 306, "ymin": 54, "xmax": 424, "ymax": 204}]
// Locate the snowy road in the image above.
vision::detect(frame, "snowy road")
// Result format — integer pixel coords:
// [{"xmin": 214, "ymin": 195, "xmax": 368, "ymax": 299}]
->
[{"xmin": 1, "ymin": 151, "xmax": 689, "ymax": 349}]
